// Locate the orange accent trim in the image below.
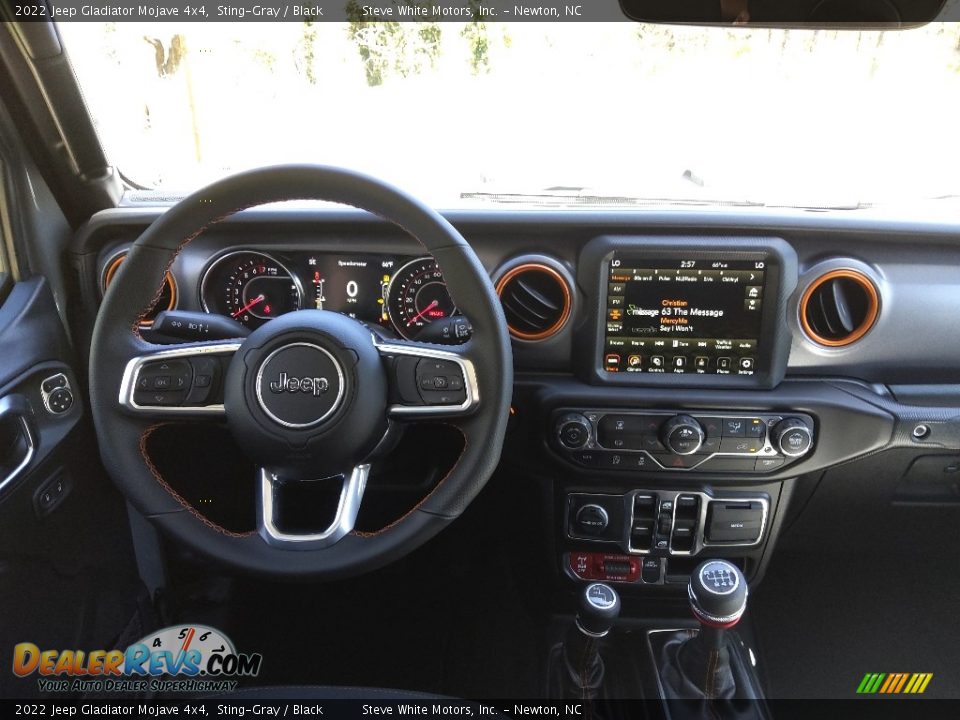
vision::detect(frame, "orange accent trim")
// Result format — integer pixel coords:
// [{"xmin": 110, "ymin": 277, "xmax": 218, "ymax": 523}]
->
[
  {"xmin": 893, "ymin": 673, "xmax": 909, "ymax": 693},
  {"xmin": 799, "ymin": 268, "xmax": 879, "ymax": 347},
  {"xmin": 104, "ymin": 254, "xmax": 177, "ymax": 328},
  {"xmin": 495, "ymin": 262, "xmax": 572, "ymax": 341}
]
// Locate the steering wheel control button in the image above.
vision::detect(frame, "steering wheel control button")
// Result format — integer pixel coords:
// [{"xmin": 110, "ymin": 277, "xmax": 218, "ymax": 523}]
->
[
  {"xmin": 137, "ymin": 390, "xmax": 188, "ymax": 406},
  {"xmin": 255, "ymin": 342, "xmax": 345, "ymax": 428},
  {"xmin": 415, "ymin": 358, "xmax": 467, "ymax": 406},
  {"xmin": 135, "ymin": 359, "xmax": 191, "ymax": 391},
  {"xmin": 133, "ymin": 359, "xmax": 194, "ymax": 407},
  {"xmin": 772, "ymin": 417, "xmax": 814, "ymax": 457},
  {"xmin": 185, "ymin": 356, "xmax": 223, "ymax": 405},
  {"xmin": 575, "ymin": 504, "xmax": 610, "ymax": 535}
]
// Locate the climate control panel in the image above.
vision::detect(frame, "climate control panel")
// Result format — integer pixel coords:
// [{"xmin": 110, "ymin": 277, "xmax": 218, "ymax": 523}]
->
[{"xmin": 553, "ymin": 409, "xmax": 815, "ymax": 473}]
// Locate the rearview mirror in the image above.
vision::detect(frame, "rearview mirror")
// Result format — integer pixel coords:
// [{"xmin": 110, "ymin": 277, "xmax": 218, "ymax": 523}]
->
[{"xmin": 618, "ymin": 0, "xmax": 955, "ymax": 27}]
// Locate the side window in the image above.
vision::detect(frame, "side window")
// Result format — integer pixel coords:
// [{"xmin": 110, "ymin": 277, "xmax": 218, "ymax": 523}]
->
[{"xmin": 0, "ymin": 156, "xmax": 18, "ymax": 282}]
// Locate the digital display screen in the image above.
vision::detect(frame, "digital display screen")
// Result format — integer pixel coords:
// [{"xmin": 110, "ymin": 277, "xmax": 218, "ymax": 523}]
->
[
  {"xmin": 601, "ymin": 256, "xmax": 770, "ymax": 376},
  {"xmin": 302, "ymin": 254, "xmax": 400, "ymax": 325}
]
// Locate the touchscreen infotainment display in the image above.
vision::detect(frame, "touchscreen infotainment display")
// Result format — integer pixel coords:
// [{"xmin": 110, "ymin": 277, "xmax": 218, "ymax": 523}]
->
[{"xmin": 601, "ymin": 256, "xmax": 770, "ymax": 376}]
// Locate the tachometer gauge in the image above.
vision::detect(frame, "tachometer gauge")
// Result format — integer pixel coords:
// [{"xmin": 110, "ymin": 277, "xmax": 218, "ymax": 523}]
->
[
  {"xmin": 200, "ymin": 251, "xmax": 303, "ymax": 329},
  {"xmin": 386, "ymin": 256, "xmax": 458, "ymax": 340}
]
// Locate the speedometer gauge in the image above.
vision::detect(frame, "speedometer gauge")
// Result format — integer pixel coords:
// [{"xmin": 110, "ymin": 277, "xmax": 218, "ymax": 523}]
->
[
  {"xmin": 386, "ymin": 256, "xmax": 458, "ymax": 340},
  {"xmin": 200, "ymin": 251, "xmax": 303, "ymax": 329}
]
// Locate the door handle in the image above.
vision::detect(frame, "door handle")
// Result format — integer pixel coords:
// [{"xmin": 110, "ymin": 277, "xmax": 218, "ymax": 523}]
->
[{"xmin": 0, "ymin": 394, "xmax": 37, "ymax": 494}]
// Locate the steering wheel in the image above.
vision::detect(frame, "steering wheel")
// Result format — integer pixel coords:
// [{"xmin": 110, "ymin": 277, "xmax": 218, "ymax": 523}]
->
[{"xmin": 89, "ymin": 166, "xmax": 512, "ymax": 578}]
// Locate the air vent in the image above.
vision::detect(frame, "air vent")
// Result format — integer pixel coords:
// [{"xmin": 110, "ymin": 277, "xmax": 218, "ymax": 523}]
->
[
  {"xmin": 800, "ymin": 269, "xmax": 879, "ymax": 347},
  {"xmin": 101, "ymin": 252, "xmax": 177, "ymax": 328},
  {"xmin": 495, "ymin": 261, "xmax": 572, "ymax": 341}
]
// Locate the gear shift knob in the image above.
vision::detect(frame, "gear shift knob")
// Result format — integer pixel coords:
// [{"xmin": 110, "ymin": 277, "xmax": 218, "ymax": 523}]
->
[
  {"xmin": 577, "ymin": 582, "xmax": 621, "ymax": 636},
  {"xmin": 659, "ymin": 561, "xmax": 753, "ymax": 700},
  {"xmin": 688, "ymin": 559, "xmax": 748, "ymax": 629}
]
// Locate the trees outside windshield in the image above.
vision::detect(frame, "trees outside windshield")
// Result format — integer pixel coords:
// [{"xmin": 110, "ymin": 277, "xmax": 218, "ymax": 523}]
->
[{"xmin": 59, "ymin": 21, "xmax": 960, "ymax": 207}]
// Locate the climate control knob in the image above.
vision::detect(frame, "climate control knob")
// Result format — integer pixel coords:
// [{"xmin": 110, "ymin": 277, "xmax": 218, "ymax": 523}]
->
[
  {"xmin": 660, "ymin": 415, "xmax": 705, "ymax": 456},
  {"xmin": 557, "ymin": 413, "xmax": 592, "ymax": 449},
  {"xmin": 771, "ymin": 417, "xmax": 813, "ymax": 457}
]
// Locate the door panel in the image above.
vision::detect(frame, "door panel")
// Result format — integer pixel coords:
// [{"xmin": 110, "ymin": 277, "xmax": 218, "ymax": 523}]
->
[{"xmin": 0, "ymin": 276, "xmax": 145, "ymax": 698}]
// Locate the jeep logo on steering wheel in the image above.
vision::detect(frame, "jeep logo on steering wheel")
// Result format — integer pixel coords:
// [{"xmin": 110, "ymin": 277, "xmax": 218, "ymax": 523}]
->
[
  {"xmin": 254, "ymin": 342, "xmax": 345, "ymax": 429},
  {"xmin": 269, "ymin": 372, "xmax": 329, "ymax": 396}
]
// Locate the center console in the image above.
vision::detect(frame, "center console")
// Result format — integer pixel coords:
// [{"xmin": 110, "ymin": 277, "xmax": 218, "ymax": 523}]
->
[
  {"xmin": 534, "ymin": 237, "xmax": 808, "ymax": 709},
  {"xmin": 530, "ymin": 235, "xmax": 900, "ymax": 710},
  {"xmin": 539, "ymin": 238, "xmax": 814, "ymax": 594}
]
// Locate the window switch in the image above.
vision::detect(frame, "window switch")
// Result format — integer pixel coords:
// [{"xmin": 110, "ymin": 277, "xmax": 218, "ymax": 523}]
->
[{"xmin": 33, "ymin": 472, "xmax": 71, "ymax": 518}]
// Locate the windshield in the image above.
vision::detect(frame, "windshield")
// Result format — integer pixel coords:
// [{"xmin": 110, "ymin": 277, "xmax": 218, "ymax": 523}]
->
[{"xmin": 58, "ymin": 20, "xmax": 960, "ymax": 208}]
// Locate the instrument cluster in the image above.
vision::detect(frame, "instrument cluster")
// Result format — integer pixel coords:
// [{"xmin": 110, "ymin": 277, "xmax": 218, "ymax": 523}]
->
[{"xmin": 199, "ymin": 250, "xmax": 460, "ymax": 341}]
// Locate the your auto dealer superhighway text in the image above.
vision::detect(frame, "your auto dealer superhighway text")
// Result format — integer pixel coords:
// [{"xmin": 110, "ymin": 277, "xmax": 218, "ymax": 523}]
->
[{"xmin": 46, "ymin": 705, "xmax": 325, "ymax": 716}]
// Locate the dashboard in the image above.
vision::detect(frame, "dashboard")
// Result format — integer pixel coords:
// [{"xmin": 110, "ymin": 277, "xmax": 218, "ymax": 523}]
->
[
  {"xmin": 71, "ymin": 204, "xmax": 960, "ymax": 591},
  {"xmin": 76, "ymin": 206, "xmax": 960, "ymax": 384}
]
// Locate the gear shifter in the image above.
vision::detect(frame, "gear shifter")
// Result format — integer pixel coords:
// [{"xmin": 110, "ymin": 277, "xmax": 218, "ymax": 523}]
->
[
  {"xmin": 661, "ymin": 559, "xmax": 749, "ymax": 700},
  {"xmin": 689, "ymin": 559, "xmax": 748, "ymax": 635},
  {"xmin": 560, "ymin": 582, "xmax": 621, "ymax": 699}
]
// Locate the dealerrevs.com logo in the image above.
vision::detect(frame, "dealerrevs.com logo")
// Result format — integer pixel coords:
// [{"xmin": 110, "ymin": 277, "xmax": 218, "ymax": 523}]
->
[{"xmin": 12, "ymin": 625, "xmax": 262, "ymax": 694}]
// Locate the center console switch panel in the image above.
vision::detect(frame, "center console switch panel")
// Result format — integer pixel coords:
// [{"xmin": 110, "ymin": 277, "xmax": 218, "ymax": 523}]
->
[
  {"xmin": 553, "ymin": 409, "xmax": 815, "ymax": 473},
  {"xmin": 568, "ymin": 489, "xmax": 770, "ymax": 556},
  {"xmin": 706, "ymin": 500, "xmax": 766, "ymax": 543}
]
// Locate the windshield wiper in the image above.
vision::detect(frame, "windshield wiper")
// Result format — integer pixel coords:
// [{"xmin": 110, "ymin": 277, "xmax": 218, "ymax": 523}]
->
[
  {"xmin": 459, "ymin": 189, "xmax": 876, "ymax": 211},
  {"xmin": 460, "ymin": 190, "xmax": 766, "ymax": 209}
]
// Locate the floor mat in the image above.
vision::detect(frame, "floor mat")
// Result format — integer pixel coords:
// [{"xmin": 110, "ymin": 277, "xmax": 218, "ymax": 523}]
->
[
  {"xmin": 752, "ymin": 460, "xmax": 960, "ymax": 700},
  {"xmin": 167, "ymin": 467, "xmax": 550, "ymax": 698}
]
